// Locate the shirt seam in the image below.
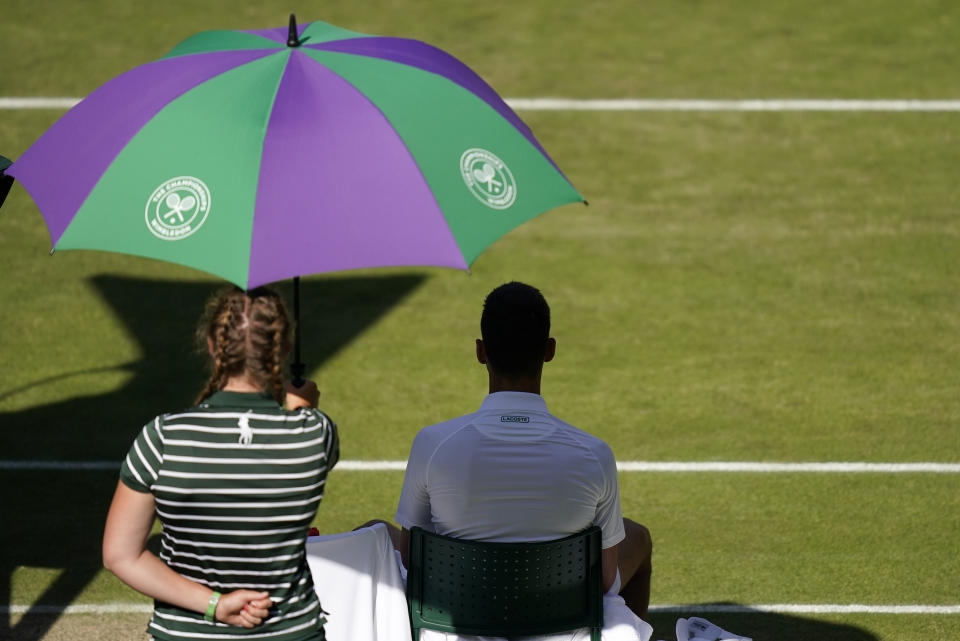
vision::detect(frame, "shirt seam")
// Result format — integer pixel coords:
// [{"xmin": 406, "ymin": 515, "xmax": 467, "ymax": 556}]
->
[{"xmin": 421, "ymin": 421, "xmax": 476, "ymax": 490}]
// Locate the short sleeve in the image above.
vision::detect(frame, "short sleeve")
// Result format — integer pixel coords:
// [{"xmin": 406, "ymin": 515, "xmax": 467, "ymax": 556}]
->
[
  {"xmin": 119, "ymin": 416, "xmax": 165, "ymax": 493},
  {"xmin": 394, "ymin": 430, "xmax": 433, "ymax": 530},
  {"xmin": 322, "ymin": 412, "xmax": 340, "ymax": 471},
  {"xmin": 594, "ymin": 442, "xmax": 625, "ymax": 549}
]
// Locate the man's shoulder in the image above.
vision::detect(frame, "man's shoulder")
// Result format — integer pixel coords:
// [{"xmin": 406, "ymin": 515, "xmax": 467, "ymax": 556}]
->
[
  {"xmin": 549, "ymin": 412, "xmax": 613, "ymax": 444},
  {"xmin": 412, "ymin": 411, "xmax": 479, "ymax": 442},
  {"xmin": 540, "ymin": 415, "xmax": 618, "ymax": 472}
]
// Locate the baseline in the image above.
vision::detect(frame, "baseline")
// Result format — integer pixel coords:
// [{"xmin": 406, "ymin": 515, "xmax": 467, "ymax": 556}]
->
[
  {"xmin": 4, "ymin": 603, "xmax": 959, "ymax": 615},
  {"xmin": 4, "ymin": 97, "xmax": 960, "ymax": 112},
  {"xmin": 2, "ymin": 460, "xmax": 959, "ymax": 473}
]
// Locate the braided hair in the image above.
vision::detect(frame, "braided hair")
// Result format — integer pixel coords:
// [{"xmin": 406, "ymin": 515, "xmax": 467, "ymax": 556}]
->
[{"xmin": 195, "ymin": 286, "xmax": 292, "ymax": 405}]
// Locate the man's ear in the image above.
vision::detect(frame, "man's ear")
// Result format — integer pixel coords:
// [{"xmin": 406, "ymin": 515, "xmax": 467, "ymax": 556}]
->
[
  {"xmin": 207, "ymin": 336, "xmax": 215, "ymax": 357},
  {"xmin": 476, "ymin": 338, "xmax": 488, "ymax": 364},
  {"xmin": 544, "ymin": 337, "xmax": 556, "ymax": 363}
]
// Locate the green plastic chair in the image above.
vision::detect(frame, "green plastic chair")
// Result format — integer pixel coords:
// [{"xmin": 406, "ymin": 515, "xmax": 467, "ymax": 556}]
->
[{"xmin": 407, "ymin": 525, "xmax": 603, "ymax": 641}]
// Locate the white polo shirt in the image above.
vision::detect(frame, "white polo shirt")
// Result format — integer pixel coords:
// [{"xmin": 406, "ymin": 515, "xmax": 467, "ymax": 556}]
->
[{"xmin": 395, "ymin": 391, "xmax": 625, "ymax": 549}]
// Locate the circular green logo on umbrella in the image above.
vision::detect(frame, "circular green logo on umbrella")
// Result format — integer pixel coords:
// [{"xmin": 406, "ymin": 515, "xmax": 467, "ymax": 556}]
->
[
  {"xmin": 145, "ymin": 176, "xmax": 211, "ymax": 240},
  {"xmin": 460, "ymin": 148, "xmax": 517, "ymax": 210}
]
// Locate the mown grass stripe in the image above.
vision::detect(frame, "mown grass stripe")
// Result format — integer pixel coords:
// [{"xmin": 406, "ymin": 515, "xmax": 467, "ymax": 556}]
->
[
  {"xmin": 4, "ymin": 97, "xmax": 960, "ymax": 111},
  {"xmin": 2, "ymin": 460, "xmax": 959, "ymax": 472},
  {"xmin": 5, "ymin": 603, "xmax": 959, "ymax": 615}
]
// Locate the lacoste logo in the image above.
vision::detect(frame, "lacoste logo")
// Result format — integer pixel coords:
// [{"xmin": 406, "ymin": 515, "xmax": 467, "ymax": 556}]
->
[{"xmin": 500, "ymin": 415, "xmax": 530, "ymax": 423}]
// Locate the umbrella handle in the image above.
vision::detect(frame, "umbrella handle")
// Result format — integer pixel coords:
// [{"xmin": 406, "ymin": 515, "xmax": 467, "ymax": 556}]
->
[
  {"xmin": 290, "ymin": 276, "xmax": 305, "ymax": 387},
  {"xmin": 290, "ymin": 361, "xmax": 305, "ymax": 388},
  {"xmin": 287, "ymin": 14, "xmax": 301, "ymax": 48}
]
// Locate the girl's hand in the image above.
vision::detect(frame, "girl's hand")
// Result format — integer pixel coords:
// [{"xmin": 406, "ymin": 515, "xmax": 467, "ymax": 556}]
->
[
  {"xmin": 216, "ymin": 590, "xmax": 273, "ymax": 627},
  {"xmin": 285, "ymin": 379, "xmax": 320, "ymax": 409}
]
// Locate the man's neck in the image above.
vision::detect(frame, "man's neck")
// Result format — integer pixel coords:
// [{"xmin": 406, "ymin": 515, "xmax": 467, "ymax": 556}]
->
[{"xmin": 488, "ymin": 376, "xmax": 541, "ymax": 395}]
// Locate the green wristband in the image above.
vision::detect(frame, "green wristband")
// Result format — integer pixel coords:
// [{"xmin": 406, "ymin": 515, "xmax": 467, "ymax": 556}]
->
[{"xmin": 205, "ymin": 591, "xmax": 221, "ymax": 622}]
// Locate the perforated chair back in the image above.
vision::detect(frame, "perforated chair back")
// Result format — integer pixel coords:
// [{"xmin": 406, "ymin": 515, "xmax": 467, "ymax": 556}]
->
[{"xmin": 407, "ymin": 525, "xmax": 603, "ymax": 641}]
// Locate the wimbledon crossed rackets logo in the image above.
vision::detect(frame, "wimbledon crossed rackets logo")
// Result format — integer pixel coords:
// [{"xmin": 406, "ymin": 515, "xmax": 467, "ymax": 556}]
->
[
  {"xmin": 460, "ymin": 148, "xmax": 517, "ymax": 210},
  {"xmin": 145, "ymin": 176, "xmax": 211, "ymax": 240}
]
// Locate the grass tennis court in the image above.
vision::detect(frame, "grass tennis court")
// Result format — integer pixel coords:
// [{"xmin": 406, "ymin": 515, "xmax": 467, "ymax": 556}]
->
[{"xmin": 2, "ymin": 1, "xmax": 958, "ymax": 640}]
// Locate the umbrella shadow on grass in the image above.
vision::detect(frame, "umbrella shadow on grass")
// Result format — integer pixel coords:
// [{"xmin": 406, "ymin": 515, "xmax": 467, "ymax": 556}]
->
[
  {"xmin": 646, "ymin": 604, "xmax": 879, "ymax": 641},
  {"xmin": 0, "ymin": 272, "xmax": 425, "ymax": 639}
]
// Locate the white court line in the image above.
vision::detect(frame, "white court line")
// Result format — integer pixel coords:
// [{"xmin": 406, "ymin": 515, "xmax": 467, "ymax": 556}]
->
[
  {"xmin": 4, "ymin": 97, "xmax": 960, "ymax": 111},
  {"xmin": 506, "ymin": 98, "xmax": 960, "ymax": 112},
  {"xmin": 0, "ymin": 98, "xmax": 79, "ymax": 109},
  {"xmin": 4, "ymin": 603, "xmax": 959, "ymax": 616},
  {"xmin": 616, "ymin": 461, "xmax": 960, "ymax": 473},
  {"xmin": 649, "ymin": 604, "xmax": 960, "ymax": 615},
  {"xmin": 2, "ymin": 460, "xmax": 959, "ymax": 473}
]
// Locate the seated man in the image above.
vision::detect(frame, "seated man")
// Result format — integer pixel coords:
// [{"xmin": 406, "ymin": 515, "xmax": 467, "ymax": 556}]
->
[{"xmin": 373, "ymin": 281, "xmax": 652, "ymax": 628}]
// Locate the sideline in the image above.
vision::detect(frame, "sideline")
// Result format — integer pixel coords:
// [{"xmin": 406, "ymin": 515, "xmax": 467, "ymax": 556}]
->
[
  {"xmin": 4, "ymin": 603, "xmax": 959, "ymax": 615},
  {"xmin": 650, "ymin": 604, "xmax": 960, "ymax": 615},
  {"xmin": 506, "ymin": 99, "xmax": 960, "ymax": 112},
  {"xmin": 2, "ymin": 460, "xmax": 959, "ymax": 473},
  {"xmin": 4, "ymin": 97, "xmax": 960, "ymax": 111}
]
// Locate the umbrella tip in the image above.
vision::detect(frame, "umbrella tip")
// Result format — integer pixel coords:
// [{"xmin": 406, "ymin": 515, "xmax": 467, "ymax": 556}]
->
[{"xmin": 287, "ymin": 13, "xmax": 301, "ymax": 47}]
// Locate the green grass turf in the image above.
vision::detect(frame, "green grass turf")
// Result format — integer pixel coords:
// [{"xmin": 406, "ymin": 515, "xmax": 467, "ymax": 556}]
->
[
  {"xmin": 2, "ymin": 1, "xmax": 959, "ymax": 640},
  {"xmin": 3, "ymin": 0, "xmax": 960, "ymax": 98}
]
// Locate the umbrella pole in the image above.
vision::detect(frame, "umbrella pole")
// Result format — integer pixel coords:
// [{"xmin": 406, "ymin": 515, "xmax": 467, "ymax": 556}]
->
[{"xmin": 290, "ymin": 276, "xmax": 305, "ymax": 387}]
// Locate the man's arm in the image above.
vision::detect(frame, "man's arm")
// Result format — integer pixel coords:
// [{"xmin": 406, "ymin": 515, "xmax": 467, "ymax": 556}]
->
[
  {"xmin": 399, "ymin": 527, "xmax": 411, "ymax": 569},
  {"xmin": 614, "ymin": 518, "xmax": 653, "ymax": 619},
  {"xmin": 602, "ymin": 545, "xmax": 618, "ymax": 594}
]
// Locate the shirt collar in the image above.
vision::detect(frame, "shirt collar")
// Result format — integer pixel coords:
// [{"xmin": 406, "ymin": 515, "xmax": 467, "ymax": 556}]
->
[
  {"xmin": 478, "ymin": 391, "xmax": 549, "ymax": 414},
  {"xmin": 201, "ymin": 390, "xmax": 280, "ymax": 409}
]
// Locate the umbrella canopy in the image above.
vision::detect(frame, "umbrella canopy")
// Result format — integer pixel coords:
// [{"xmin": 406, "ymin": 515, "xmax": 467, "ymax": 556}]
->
[{"xmin": 9, "ymin": 16, "xmax": 584, "ymax": 290}]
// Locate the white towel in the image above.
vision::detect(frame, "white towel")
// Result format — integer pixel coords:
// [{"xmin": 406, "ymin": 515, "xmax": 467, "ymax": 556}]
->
[
  {"xmin": 675, "ymin": 617, "xmax": 752, "ymax": 641},
  {"xmin": 307, "ymin": 524, "xmax": 413, "ymax": 641}
]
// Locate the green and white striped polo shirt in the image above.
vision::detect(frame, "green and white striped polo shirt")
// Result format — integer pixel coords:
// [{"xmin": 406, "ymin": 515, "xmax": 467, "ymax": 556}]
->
[{"xmin": 120, "ymin": 390, "xmax": 339, "ymax": 641}]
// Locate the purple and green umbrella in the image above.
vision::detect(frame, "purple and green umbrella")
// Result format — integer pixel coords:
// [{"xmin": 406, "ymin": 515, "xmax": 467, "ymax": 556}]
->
[
  {"xmin": 9, "ymin": 16, "xmax": 584, "ymax": 377},
  {"xmin": 10, "ymin": 15, "xmax": 583, "ymax": 288}
]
